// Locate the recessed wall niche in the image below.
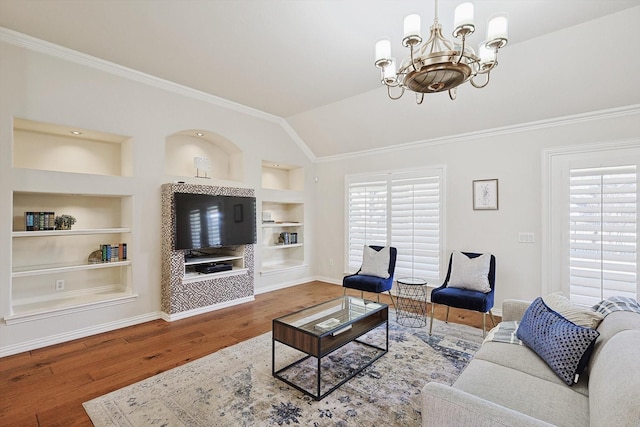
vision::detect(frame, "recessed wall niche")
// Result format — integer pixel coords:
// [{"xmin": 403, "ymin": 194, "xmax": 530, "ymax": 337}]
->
[{"xmin": 165, "ymin": 130, "xmax": 243, "ymax": 182}]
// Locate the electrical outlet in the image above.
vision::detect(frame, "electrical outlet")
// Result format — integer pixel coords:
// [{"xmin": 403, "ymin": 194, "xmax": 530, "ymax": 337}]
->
[
  {"xmin": 55, "ymin": 279, "xmax": 64, "ymax": 291},
  {"xmin": 329, "ymin": 258, "xmax": 334, "ymax": 266}
]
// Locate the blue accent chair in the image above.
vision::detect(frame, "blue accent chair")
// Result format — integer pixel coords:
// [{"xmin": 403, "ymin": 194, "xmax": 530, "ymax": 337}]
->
[
  {"xmin": 429, "ymin": 251, "xmax": 496, "ymax": 336},
  {"xmin": 343, "ymin": 245, "xmax": 397, "ymax": 307}
]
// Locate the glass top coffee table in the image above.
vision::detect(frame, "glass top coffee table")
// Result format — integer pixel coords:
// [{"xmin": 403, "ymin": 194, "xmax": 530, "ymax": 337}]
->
[{"xmin": 272, "ymin": 296, "xmax": 388, "ymax": 400}]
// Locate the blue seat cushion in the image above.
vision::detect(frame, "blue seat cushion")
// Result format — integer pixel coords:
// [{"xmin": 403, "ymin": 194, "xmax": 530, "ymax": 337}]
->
[
  {"xmin": 343, "ymin": 274, "xmax": 393, "ymax": 293},
  {"xmin": 431, "ymin": 286, "xmax": 493, "ymax": 312}
]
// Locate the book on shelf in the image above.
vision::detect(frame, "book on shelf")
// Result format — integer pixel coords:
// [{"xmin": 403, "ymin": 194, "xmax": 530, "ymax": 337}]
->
[
  {"xmin": 100, "ymin": 243, "xmax": 128, "ymax": 262},
  {"xmin": 24, "ymin": 211, "xmax": 55, "ymax": 231}
]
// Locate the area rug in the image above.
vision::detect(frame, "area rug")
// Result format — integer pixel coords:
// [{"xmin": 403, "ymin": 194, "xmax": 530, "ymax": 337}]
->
[{"xmin": 83, "ymin": 318, "xmax": 483, "ymax": 426}]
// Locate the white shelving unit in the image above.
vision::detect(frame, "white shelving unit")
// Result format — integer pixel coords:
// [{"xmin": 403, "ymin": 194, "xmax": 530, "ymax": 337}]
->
[
  {"xmin": 261, "ymin": 202, "xmax": 305, "ymax": 274},
  {"xmin": 6, "ymin": 118, "xmax": 136, "ymax": 325},
  {"xmin": 260, "ymin": 161, "xmax": 307, "ymax": 275},
  {"xmin": 182, "ymin": 254, "xmax": 247, "ymax": 283}
]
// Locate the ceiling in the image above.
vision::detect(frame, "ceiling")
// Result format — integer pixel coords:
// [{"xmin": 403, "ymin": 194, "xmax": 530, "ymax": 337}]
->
[{"xmin": 1, "ymin": 1, "xmax": 638, "ymax": 159}]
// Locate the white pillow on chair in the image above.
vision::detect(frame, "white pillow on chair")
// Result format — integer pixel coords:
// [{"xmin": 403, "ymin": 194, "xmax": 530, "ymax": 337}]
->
[
  {"xmin": 447, "ymin": 251, "xmax": 491, "ymax": 293},
  {"xmin": 359, "ymin": 245, "xmax": 390, "ymax": 279}
]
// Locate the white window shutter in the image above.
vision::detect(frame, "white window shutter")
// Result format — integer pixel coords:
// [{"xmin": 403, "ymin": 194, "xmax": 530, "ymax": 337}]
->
[
  {"xmin": 569, "ymin": 165, "xmax": 637, "ymax": 306},
  {"xmin": 391, "ymin": 174, "xmax": 441, "ymax": 281},
  {"xmin": 346, "ymin": 169, "xmax": 443, "ymax": 280},
  {"xmin": 347, "ymin": 180, "xmax": 387, "ymax": 270}
]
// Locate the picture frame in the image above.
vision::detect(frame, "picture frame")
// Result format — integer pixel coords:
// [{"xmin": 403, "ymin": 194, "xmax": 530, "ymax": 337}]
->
[{"xmin": 473, "ymin": 179, "xmax": 499, "ymax": 210}]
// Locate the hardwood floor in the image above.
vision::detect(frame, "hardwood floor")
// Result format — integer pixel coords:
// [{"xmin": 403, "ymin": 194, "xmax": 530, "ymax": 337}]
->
[{"xmin": 0, "ymin": 281, "xmax": 496, "ymax": 427}]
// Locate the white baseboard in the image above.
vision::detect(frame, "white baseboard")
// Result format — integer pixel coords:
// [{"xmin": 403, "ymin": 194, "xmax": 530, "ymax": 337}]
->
[
  {"xmin": 160, "ymin": 296, "xmax": 255, "ymax": 322},
  {"xmin": 0, "ymin": 312, "xmax": 162, "ymax": 358}
]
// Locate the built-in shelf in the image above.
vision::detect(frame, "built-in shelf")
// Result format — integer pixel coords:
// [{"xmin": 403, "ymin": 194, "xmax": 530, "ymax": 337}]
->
[
  {"xmin": 260, "ymin": 261, "xmax": 308, "ymax": 276},
  {"xmin": 261, "ymin": 161, "xmax": 304, "ymax": 191},
  {"xmin": 4, "ymin": 291, "xmax": 138, "ymax": 325},
  {"xmin": 181, "ymin": 254, "xmax": 245, "ymax": 284},
  {"xmin": 260, "ymin": 200, "xmax": 304, "ymax": 274},
  {"xmin": 184, "ymin": 255, "xmax": 243, "ymax": 266},
  {"xmin": 262, "ymin": 222, "xmax": 302, "ymax": 228},
  {"xmin": 263, "ymin": 243, "xmax": 304, "ymax": 250},
  {"xmin": 8, "ymin": 147, "xmax": 134, "ymax": 323},
  {"xmin": 12, "ymin": 228, "xmax": 131, "ymax": 237},
  {"xmin": 12, "ymin": 260, "xmax": 132, "ymax": 278}
]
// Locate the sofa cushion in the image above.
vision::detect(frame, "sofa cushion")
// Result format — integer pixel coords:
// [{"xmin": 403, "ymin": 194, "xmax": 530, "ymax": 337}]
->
[
  {"xmin": 453, "ymin": 359, "xmax": 590, "ymax": 426},
  {"xmin": 588, "ymin": 310, "xmax": 640, "ymax": 374},
  {"xmin": 473, "ymin": 341, "xmax": 589, "ymax": 397},
  {"xmin": 517, "ymin": 297, "xmax": 599, "ymax": 385},
  {"xmin": 447, "ymin": 251, "xmax": 491, "ymax": 293},
  {"xmin": 589, "ymin": 330, "xmax": 640, "ymax": 427},
  {"xmin": 542, "ymin": 292, "xmax": 604, "ymax": 329}
]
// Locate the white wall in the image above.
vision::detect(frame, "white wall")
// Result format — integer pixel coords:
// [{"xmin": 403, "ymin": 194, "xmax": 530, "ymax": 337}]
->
[
  {"xmin": 313, "ymin": 108, "xmax": 640, "ymax": 311},
  {"xmin": 310, "ymin": 7, "xmax": 640, "ymax": 312},
  {"xmin": 0, "ymin": 36, "xmax": 315, "ymax": 355}
]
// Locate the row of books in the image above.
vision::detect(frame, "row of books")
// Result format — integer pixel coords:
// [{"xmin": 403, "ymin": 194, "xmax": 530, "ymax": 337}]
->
[
  {"xmin": 24, "ymin": 211, "xmax": 55, "ymax": 231},
  {"xmin": 101, "ymin": 243, "xmax": 128, "ymax": 262}
]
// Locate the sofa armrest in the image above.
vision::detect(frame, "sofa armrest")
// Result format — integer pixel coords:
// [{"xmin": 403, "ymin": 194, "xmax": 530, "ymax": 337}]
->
[
  {"xmin": 502, "ymin": 299, "xmax": 531, "ymax": 322},
  {"xmin": 422, "ymin": 382, "xmax": 552, "ymax": 427}
]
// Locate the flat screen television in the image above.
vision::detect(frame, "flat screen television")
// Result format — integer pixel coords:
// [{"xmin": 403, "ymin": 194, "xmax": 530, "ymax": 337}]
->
[{"xmin": 173, "ymin": 192, "xmax": 256, "ymax": 250}]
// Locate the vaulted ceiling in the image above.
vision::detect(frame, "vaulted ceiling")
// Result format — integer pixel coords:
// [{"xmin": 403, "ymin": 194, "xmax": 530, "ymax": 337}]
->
[{"xmin": 1, "ymin": 1, "xmax": 638, "ymax": 159}]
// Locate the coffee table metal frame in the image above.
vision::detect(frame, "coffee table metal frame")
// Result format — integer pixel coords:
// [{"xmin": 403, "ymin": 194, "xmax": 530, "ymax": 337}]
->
[{"xmin": 272, "ymin": 296, "xmax": 388, "ymax": 400}]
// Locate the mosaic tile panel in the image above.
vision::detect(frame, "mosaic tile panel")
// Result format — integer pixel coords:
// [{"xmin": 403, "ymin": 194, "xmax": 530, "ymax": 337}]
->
[{"xmin": 161, "ymin": 183, "xmax": 255, "ymax": 315}]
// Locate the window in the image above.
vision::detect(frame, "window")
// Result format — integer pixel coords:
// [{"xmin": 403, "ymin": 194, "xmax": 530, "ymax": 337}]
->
[
  {"xmin": 569, "ymin": 165, "xmax": 637, "ymax": 305},
  {"xmin": 546, "ymin": 144, "xmax": 640, "ymax": 306},
  {"xmin": 346, "ymin": 168, "xmax": 444, "ymax": 282}
]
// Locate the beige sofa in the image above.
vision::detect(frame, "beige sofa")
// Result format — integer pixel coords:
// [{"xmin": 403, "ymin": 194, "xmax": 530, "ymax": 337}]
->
[{"xmin": 422, "ymin": 299, "xmax": 640, "ymax": 426}]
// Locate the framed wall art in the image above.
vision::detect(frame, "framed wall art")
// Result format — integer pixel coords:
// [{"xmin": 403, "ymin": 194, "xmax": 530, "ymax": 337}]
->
[{"xmin": 473, "ymin": 179, "xmax": 499, "ymax": 210}]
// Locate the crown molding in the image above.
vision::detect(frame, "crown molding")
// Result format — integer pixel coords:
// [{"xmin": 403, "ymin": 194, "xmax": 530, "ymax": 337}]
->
[
  {"xmin": 0, "ymin": 26, "xmax": 318, "ymax": 163},
  {"xmin": 316, "ymin": 104, "xmax": 640, "ymax": 163}
]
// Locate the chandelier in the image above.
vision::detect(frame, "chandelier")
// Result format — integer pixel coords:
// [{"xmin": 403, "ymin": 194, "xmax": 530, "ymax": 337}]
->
[{"xmin": 374, "ymin": 0, "xmax": 508, "ymax": 103}]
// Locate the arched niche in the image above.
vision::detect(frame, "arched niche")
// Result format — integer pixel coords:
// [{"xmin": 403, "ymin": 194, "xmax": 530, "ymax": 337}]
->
[{"xmin": 165, "ymin": 130, "xmax": 243, "ymax": 182}]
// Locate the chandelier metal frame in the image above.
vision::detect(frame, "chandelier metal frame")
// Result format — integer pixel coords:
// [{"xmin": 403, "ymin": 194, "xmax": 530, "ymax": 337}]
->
[{"xmin": 375, "ymin": 0, "xmax": 508, "ymax": 104}]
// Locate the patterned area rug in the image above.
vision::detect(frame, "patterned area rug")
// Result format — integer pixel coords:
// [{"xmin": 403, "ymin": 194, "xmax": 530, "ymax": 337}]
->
[{"xmin": 83, "ymin": 318, "xmax": 482, "ymax": 426}]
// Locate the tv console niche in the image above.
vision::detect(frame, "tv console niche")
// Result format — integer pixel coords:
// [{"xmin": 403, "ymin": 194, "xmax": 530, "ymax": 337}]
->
[{"xmin": 161, "ymin": 183, "xmax": 255, "ymax": 319}]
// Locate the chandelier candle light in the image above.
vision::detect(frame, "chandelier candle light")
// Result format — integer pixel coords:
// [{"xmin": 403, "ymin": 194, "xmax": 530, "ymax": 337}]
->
[{"xmin": 374, "ymin": 0, "xmax": 508, "ymax": 103}]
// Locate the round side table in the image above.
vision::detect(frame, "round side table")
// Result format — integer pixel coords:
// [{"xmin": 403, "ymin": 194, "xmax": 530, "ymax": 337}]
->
[{"xmin": 395, "ymin": 277, "xmax": 428, "ymax": 328}]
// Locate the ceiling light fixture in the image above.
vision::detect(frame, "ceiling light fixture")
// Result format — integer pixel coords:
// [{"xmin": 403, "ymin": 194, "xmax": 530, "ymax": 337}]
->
[
  {"xmin": 374, "ymin": 0, "xmax": 508, "ymax": 104},
  {"xmin": 69, "ymin": 130, "xmax": 83, "ymax": 135},
  {"xmin": 195, "ymin": 132, "xmax": 205, "ymax": 137}
]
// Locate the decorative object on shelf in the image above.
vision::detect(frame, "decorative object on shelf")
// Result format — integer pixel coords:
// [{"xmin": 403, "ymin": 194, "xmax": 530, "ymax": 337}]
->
[
  {"xmin": 473, "ymin": 179, "xmax": 499, "ymax": 210},
  {"xmin": 54, "ymin": 214, "xmax": 76, "ymax": 230},
  {"xmin": 194, "ymin": 156, "xmax": 212, "ymax": 179},
  {"xmin": 279, "ymin": 232, "xmax": 291, "ymax": 245},
  {"xmin": 262, "ymin": 211, "xmax": 274, "ymax": 223},
  {"xmin": 374, "ymin": 0, "xmax": 508, "ymax": 103}
]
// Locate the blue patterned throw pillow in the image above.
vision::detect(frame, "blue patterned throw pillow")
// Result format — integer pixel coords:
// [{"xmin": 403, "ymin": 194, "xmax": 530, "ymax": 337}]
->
[{"xmin": 516, "ymin": 297, "xmax": 600, "ymax": 386}]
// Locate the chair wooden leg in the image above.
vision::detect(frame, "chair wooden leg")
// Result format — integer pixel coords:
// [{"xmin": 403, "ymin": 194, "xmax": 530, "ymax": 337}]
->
[
  {"xmin": 489, "ymin": 310, "xmax": 496, "ymax": 327},
  {"xmin": 445, "ymin": 306, "xmax": 450, "ymax": 323},
  {"xmin": 429, "ymin": 303, "xmax": 435, "ymax": 335},
  {"xmin": 387, "ymin": 290, "xmax": 397, "ymax": 311},
  {"xmin": 482, "ymin": 313, "xmax": 487, "ymax": 337}
]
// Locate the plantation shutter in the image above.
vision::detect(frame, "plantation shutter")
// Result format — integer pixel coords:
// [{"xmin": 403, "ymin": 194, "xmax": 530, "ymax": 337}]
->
[
  {"xmin": 347, "ymin": 178, "xmax": 388, "ymax": 270},
  {"xmin": 569, "ymin": 165, "xmax": 637, "ymax": 306},
  {"xmin": 391, "ymin": 173, "xmax": 441, "ymax": 281},
  {"xmin": 346, "ymin": 168, "xmax": 443, "ymax": 280}
]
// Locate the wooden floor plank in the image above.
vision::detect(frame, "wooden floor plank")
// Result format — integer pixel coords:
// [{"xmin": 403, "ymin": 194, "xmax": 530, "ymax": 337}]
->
[{"xmin": 0, "ymin": 281, "xmax": 497, "ymax": 427}]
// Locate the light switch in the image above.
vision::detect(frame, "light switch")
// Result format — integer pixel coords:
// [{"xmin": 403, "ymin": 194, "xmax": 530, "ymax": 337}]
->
[{"xmin": 518, "ymin": 232, "xmax": 535, "ymax": 243}]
